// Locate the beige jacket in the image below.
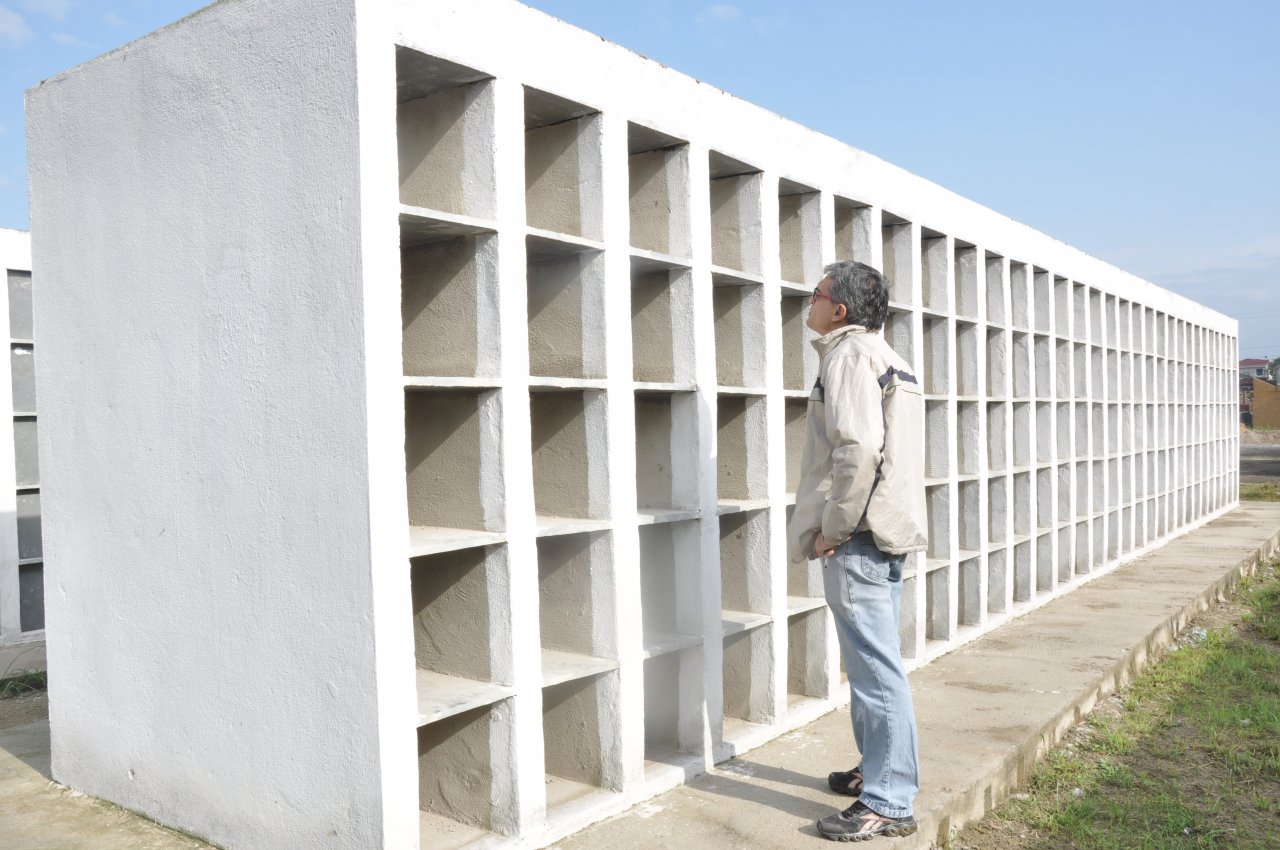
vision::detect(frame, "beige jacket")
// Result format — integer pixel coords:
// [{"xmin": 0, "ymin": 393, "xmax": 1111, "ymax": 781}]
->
[{"xmin": 787, "ymin": 323, "xmax": 928, "ymax": 562}]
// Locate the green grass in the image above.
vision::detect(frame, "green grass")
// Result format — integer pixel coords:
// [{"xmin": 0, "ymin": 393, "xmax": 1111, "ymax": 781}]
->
[
  {"xmin": 1240, "ymin": 482, "xmax": 1280, "ymax": 502},
  {"xmin": 955, "ymin": 560, "xmax": 1280, "ymax": 849},
  {"xmin": 0, "ymin": 669, "xmax": 47, "ymax": 699}
]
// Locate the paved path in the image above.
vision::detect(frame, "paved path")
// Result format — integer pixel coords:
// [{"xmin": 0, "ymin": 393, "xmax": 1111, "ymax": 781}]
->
[
  {"xmin": 1241, "ymin": 444, "xmax": 1280, "ymax": 482},
  {"xmin": 3, "ymin": 502, "xmax": 1279, "ymax": 850}
]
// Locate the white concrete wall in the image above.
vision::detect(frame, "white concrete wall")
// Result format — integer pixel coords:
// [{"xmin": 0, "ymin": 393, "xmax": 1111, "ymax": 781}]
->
[
  {"xmin": 0, "ymin": 227, "xmax": 38, "ymax": 656},
  {"xmin": 27, "ymin": 1, "xmax": 415, "ymax": 848},
  {"xmin": 25, "ymin": 1, "xmax": 1240, "ymax": 849}
]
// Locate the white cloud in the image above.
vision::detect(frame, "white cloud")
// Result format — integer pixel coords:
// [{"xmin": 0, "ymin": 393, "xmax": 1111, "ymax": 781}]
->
[
  {"xmin": 51, "ymin": 30, "xmax": 80, "ymax": 45},
  {"xmin": 20, "ymin": 0, "xmax": 68, "ymax": 21},
  {"xmin": 0, "ymin": 6, "xmax": 34, "ymax": 46},
  {"xmin": 103, "ymin": 10, "xmax": 125, "ymax": 27},
  {"xmin": 697, "ymin": 4, "xmax": 740, "ymax": 24}
]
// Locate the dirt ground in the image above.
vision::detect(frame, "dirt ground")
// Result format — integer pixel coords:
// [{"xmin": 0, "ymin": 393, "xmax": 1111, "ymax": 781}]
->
[
  {"xmin": 0, "ymin": 689, "xmax": 47, "ymax": 732},
  {"xmin": 1241, "ymin": 427, "xmax": 1280, "ymax": 445},
  {"xmin": 950, "ymin": 582, "xmax": 1277, "ymax": 850}
]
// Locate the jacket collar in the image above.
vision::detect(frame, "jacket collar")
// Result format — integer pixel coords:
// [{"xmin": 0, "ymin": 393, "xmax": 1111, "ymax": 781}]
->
[{"xmin": 811, "ymin": 322, "xmax": 875, "ymax": 357}]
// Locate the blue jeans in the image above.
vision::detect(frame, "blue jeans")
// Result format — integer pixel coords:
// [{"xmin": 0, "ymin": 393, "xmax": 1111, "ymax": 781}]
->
[{"xmin": 822, "ymin": 531, "xmax": 919, "ymax": 818}]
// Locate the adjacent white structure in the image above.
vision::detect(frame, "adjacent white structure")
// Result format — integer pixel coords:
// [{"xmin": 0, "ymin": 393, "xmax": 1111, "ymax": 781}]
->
[
  {"xmin": 0, "ymin": 227, "xmax": 43, "ymax": 666},
  {"xmin": 26, "ymin": 1, "xmax": 1239, "ymax": 848}
]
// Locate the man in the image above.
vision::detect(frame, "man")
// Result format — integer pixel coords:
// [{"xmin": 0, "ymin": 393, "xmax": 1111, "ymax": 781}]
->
[{"xmin": 787, "ymin": 261, "xmax": 928, "ymax": 841}]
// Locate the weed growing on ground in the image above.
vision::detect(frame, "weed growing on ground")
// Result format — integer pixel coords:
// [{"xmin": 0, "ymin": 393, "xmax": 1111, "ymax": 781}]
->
[
  {"xmin": 951, "ymin": 559, "xmax": 1280, "ymax": 850},
  {"xmin": 0, "ymin": 670, "xmax": 47, "ymax": 699},
  {"xmin": 1240, "ymin": 482, "xmax": 1280, "ymax": 502}
]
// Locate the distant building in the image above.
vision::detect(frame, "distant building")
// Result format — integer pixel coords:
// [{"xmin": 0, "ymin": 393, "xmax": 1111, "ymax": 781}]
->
[
  {"xmin": 1252, "ymin": 377, "xmax": 1280, "ymax": 430},
  {"xmin": 1240, "ymin": 357, "xmax": 1271, "ymax": 378}
]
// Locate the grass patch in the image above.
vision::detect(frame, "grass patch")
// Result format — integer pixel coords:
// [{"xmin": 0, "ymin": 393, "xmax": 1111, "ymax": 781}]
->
[
  {"xmin": 1240, "ymin": 482, "xmax": 1280, "ymax": 502},
  {"xmin": 0, "ymin": 669, "xmax": 47, "ymax": 699},
  {"xmin": 953, "ymin": 560, "xmax": 1280, "ymax": 850}
]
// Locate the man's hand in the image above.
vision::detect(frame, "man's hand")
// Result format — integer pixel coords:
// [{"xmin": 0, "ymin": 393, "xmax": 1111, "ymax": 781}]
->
[{"xmin": 815, "ymin": 531, "xmax": 837, "ymax": 558}]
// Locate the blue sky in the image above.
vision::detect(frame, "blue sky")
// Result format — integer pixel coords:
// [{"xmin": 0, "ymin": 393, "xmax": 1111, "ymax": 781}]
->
[{"xmin": 1, "ymin": 0, "xmax": 1277, "ymax": 359}]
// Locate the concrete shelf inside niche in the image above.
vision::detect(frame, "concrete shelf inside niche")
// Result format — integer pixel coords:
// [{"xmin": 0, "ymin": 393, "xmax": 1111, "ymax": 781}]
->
[
  {"xmin": 985, "ymin": 251, "xmax": 1006, "ymax": 326},
  {"xmin": 402, "ymin": 231, "xmax": 499, "ymax": 380},
  {"xmin": 628, "ymin": 122, "xmax": 690, "ymax": 258},
  {"xmin": 920, "ymin": 230, "xmax": 948, "ymax": 312},
  {"xmin": 639, "ymin": 520, "xmax": 703, "ymax": 656},
  {"xmin": 527, "ymin": 236, "xmax": 606, "ymax": 380},
  {"xmin": 712, "ymin": 278, "xmax": 765, "ymax": 388},
  {"xmin": 925, "ymin": 400, "xmax": 949, "ymax": 479},
  {"xmin": 883, "ymin": 305, "xmax": 914, "ymax": 364},
  {"xmin": 834, "ymin": 196, "xmax": 874, "ymax": 265},
  {"xmin": 396, "ymin": 48, "xmax": 495, "ymax": 219},
  {"xmin": 542, "ymin": 671, "xmax": 617, "ymax": 810},
  {"xmin": 955, "ymin": 321, "xmax": 978, "ymax": 396},
  {"xmin": 780, "ymin": 291, "xmax": 817, "ymax": 391},
  {"xmin": 716, "ymin": 395, "xmax": 767, "ymax": 501},
  {"xmin": 787, "ymin": 607, "xmax": 827, "ymax": 701},
  {"xmin": 631, "ymin": 265, "xmax": 694, "ymax": 384},
  {"xmin": 411, "ymin": 545, "xmax": 510, "ymax": 725},
  {"xmin": 881, "ymin": 211, "xmax": 913, "ymax": 307},
  {"xmin": 1010, "ymin": 262, "xmax": 1029, "ymax": 329},
  {"xmin": 531, "ymin": 390, "xmax": 608, "ymax": 530},
  {"xmin": 925, "ymin": 483, "xmax": 949, "ymax": 562},
  {"xmin": 953, "ymin": 243, "xmax": 979, "ymax": 319},
  {"xmin": 635, "ymin": 391, "xmax": 698, "ymax": 513},
  {"xmin": 708, "ymin": 150, "xmax": 762, "ymax": 276},
  {"xmin": 923, "ymin": 316, "xmax": 949, "ymax": 395},
  {"xmin": 778, "ymin": 178, "xmax": 820, "ymax": 286},
  {"xmin": 538, "ymin": 531, "xmax": 617, "ymax": 688},
  {"xmin": 405, "ymin": 388, "xmax": 503, "ymax": 539},
  {"xmin": 784, "ymin": 399, "xmax": 807, "ymax": 494},
  {"xmin": 524, "ymin": 86, "xmax": 602, "ymax": 240},
  {"xmin": 418, "ymin": 700, "xmax": 509, "ymax": 850}
]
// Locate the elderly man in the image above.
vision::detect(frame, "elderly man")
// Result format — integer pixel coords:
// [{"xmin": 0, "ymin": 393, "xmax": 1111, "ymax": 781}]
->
[{"xmin": 787, "ymin": 261, "xmax": 928, "ymax": 841}]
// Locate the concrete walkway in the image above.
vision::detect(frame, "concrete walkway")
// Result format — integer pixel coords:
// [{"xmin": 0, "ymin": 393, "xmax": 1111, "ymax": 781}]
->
[
  {"xmin": 2, "ymin": 502, "xmax": 1278, "ymax": 850},
  {"xmin": 553, "ymin": 501, "xmax": 1280, "ymax": 850}
]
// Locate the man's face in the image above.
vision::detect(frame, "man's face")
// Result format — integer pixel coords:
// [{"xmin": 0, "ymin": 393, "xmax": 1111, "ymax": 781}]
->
[{"xmin": 806, "ymin": 275, "xmax": 845, "ymax": 335}]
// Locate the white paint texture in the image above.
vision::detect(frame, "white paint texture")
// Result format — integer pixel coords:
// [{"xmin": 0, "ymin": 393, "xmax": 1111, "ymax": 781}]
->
[{"xmin": 25, "ymin": 0, "xmax": 1239, "ymax": 848}]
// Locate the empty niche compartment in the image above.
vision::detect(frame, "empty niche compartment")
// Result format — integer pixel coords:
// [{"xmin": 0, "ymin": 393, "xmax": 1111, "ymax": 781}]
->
[
  {"xmin": 954, "ymin": 243, "xmax": 979, "ymax": 318},
  {"xmin": 1055, "ymin": 403, "xmax": 1071, "ymax": 467},
  {"xmin": 957, "ymin": 479, "xmax": 980, "ymax": 555},
  {"xmin": 524, "ymin": 87, "xmax": 602, "ymax": 239},
  {"xmin": 957, "ymin": 402, "xmax": 980, "ymax": 475},
  {"xmin": 1056, "ymin": 526, "xmax": 1073, "ymax": 583},
  {"xmin": 643, "ymin": 648, "xmax": 700, "ymax": 765},
  {"xmin": 717, "ymin": 396, "xmax": 767, "ymax": 502},
  {"xmin": 418, "ymin": 700, "xmax": 512, "ymax": 848},
  {"xmin": 722, "ymin": 618, "xmax": 773, "ymax": 727},
  {"xmin": 985, "ymin": 252, "xmax": 1006, "ymax": 325},
  {"xmin": 1012, "ymin": 334, "xmax": 1031, "ymax": 398},
  {"xmin": 1033, "ymin": 268, "xmax": 1051, "ymax": 334},
  {"xmin": 1074, "ymin": 522, "xmax": 1091, "ymax": 575},
  {"xmin": 920, "ymin": 231, "xmax": 948, "ymax": 312},
  {"xmin": 405, "ymin": 389, "xmax": 503, "ymax": 545},
  {"xmin": 1036, "ymin": 467, "xmax": 1054, "ymax": 529},
  {"xmin": 986, "ymin": 329, "xmax": 1008, "ymax": 398},
  {"xmin": 925, "ymin": 400, "xmax": 949, "ymax": 479},
  {"xmin": 1073, "ymin": 284, "xmax": 1088, "ymax": 343},
  {"xmin": 1073, "ymin": 344, "xmax": 1088, "ymax": 397},
  {"xmin": 955, "ymin": 322, "xmax": 979, "ymax": 396},
  {"xmin": 18, "ymin": 558, "xmax": 43, "ymax": 632},
  {"xmin": 1013, "ymin": 541, "xmax": 1032, "ymax": 603},
  {"xmin": 1055, "ymin": 340, "xmax": 1072, "ymax": 398},
  {"xmin": 988, "ymin": 476, "xmax": 1008, "ymax": 546},
  {"xmin": 13, "ymin": 416, "xmax": 38, "ymax": 488},
  {"xmin": 925, "ymin": 562, "xmax": 951, "ymax": 643},
  {"xmin": 834, "ymin": 197, "xmax": 874, "ymax": 264},
  {"xmin": 899, "ymin": 571, "xmax": 919, "ymax": 659},
  {"xmin": 628, "ymin": 123, "xmax": 690, "ymax": 257},
  {"xmin": 1036, "ymin": 531, "xmax": 1054, "ymax": 593},
  {"xmin": 1074, "ymin": 459, "xmax": 1089, "ymax": 519},
  {"xmin": 527, "ymin": 238, "xmax": 606, "ymax": 379},
  {"xmin": 778, "ymin": 179, "xmax": 821, "ymax": 285},
  {"xmin": 396, "ymin": 48, "xmax": 495, "ymax": 218},
  {"xmin": 632, "ymin": 266, "xmax": 694, "ymax": 383},
  {"xmin": 709, "ymin": 151, "xmax": 763, "ymax": 275},
  {"xmin": 925, "ymin": 484, "xmax": 950, "ymax": 561},
  {"xmin": 1010, "ymin": 262, "xmax": 1029, "ymax": 329},
  {"xmin": 1013, "ymin": 402, "xmax": 1031, "ymax": 467},
  {"xmin": 1036, "ymin": 402, "xmax": 1052, "ymax": 464},
  {"xmin": 639, "ymin": 521, "xmax": 702, "ymax": 653},
  {"xmin": 713, "ymin": 280, "xmax": 766, "ymax": 387},
  {"xmin": 958, "ymin": 556, "xmax": 981, "ymax": 626},
  {"xmin": 543, "ymin": 670, "xmax": 620, "ymax": 807},
  {"xmin": 635, "ymin": 391, "xmax": 698, "ymax": 515},
  {"xmin": 1034, "ymin": 335, "xmax": 1052, "ymax": 399},
  {"xmin": 1013, "ymin": 472, "xmax": 1031, "ymax": 537},
  {"xmin": 10, "ymin": 344, "xmax": 35, "ymax": 412},
  {"xmin": 531, "ymin": 390, "xmax": 608, "ymax": 527},
  {"xmin": 784, "ymin": 399, "xmax": 808, "ymax": 495},
  {"xmin": 720, "ymin": 509, "xmax": 771, "ymax": 623},
  {"xmin": 788, "ymin": 607, "xmax": 827, "ymax": 702},
  {"xmin": 923, "ymin": 317, "xmax": 950, "ymax": 395},
  {"xmin": 538, "ymin": 532, "xmax": 616, "ymax": 671},
  {"xmin": 402, "ymin": 233, "xmax": 499, "ymax": 379},
  {"xmin": 881, "ymin": 212, "xmax": 914, "ymax": 306},
  {"xmin": 987, "ymin": 548, "xmax": 1008, "ymax": 614},
  {"xmin": 781, "ymin": 291, "xmax": 818, "ymax": 390},
  {"xmin": 1053, "ymin": 276, "xmax": 1071, "ymax": 337},
  {"xmin": 987, "ymin": 403, "xmax": 1007, "ymax": 472},
  {"xmin": 411, "ymin": 546, "xmax": 511, "ymax": 724},
  {"xmin": 884, "ymin": 306, "xmax": 914, "ymax": 364}
]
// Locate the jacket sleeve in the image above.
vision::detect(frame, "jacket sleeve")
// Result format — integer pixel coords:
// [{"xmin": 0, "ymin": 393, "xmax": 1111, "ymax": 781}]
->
[{"xmin": 821, "ymin": 352, "xmax": 884, "ymax": 545}]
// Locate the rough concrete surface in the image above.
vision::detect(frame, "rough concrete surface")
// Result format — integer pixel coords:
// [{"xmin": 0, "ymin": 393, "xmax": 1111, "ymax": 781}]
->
[{"xmin": 553, "ymin": 502, "xmax": 1280, "ymax": 850}]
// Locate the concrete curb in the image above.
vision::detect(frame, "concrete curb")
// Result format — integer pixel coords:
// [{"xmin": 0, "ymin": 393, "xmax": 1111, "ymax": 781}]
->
[{"xmin": 917, "ymin": 519, "xmax": 1280, "ymax": 849}]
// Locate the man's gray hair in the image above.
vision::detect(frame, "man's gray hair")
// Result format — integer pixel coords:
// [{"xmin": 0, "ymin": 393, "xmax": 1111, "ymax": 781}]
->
[{"xmin": 824, "ymin": 261, "xmax": 889, "ymax": 331}]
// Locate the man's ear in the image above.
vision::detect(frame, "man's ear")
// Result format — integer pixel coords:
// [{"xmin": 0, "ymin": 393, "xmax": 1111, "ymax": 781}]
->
[{"xmin": 834, "ymin": 303, "xmax": 848, "ymax": 323}]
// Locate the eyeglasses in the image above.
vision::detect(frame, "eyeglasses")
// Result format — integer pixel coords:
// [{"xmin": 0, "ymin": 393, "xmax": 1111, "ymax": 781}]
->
[{"xmin": 810, "ymin": 287, "xmax": 834, "ymax": 304}]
